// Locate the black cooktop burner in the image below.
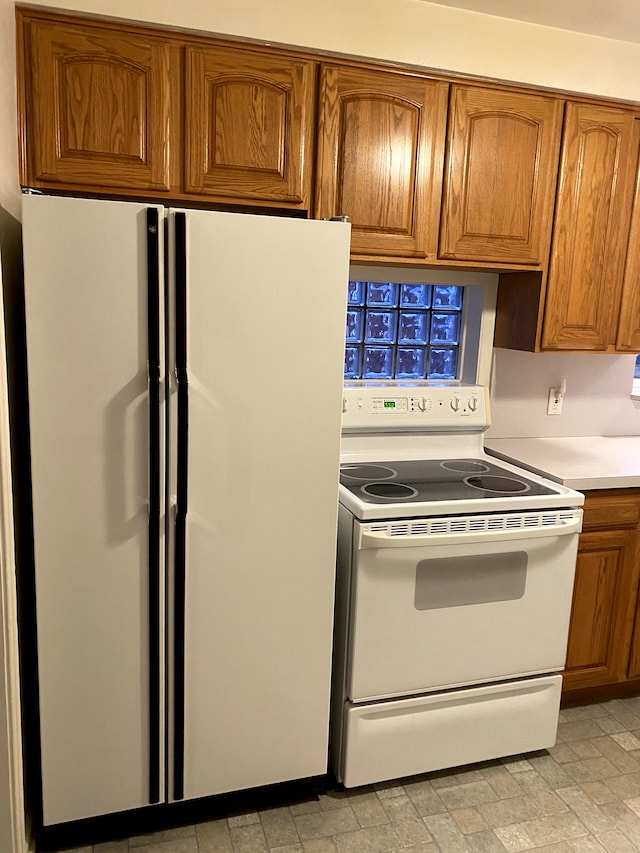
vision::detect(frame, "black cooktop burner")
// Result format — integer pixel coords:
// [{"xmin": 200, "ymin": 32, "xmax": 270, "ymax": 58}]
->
[{"xmin": 339, "ymin": 458, "xmax": 558, "ymax": 504}]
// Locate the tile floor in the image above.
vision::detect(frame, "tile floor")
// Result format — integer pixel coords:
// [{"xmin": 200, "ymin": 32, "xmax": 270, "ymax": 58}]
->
[{"xmin": 59, "ymin": 695, "xmax": 640, "ymax": 853}]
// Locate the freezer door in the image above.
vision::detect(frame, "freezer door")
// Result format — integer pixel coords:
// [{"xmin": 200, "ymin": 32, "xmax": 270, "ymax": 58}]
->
[
  {"xmin": 22, "ymin": 195, "xmax": 165, "ymax": 824},
  {"xmin": 167, "ymin": 209, "xmax": 350, "ymax": 801}
]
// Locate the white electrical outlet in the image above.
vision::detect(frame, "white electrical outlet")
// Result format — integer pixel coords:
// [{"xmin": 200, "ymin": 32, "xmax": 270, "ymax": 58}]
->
[{"xmin": 547, "ymin": 388, "xmax": 563, "ymax": 415}]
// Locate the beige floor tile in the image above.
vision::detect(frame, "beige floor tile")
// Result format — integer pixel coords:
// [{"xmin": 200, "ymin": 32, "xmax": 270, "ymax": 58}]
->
[
  {"xmin": 270, "ymin": 845, "xmax": 304, "ymax": 853},
  {"xmin": 195, "ymin": 817, "xmax": 233, "ymax": 853},
  {"xmin": 381, "ymin": 794, "xmax": 432, "ymax": 846},
  {"xmin": 591, "ymin": 738, "xmax": 640, "ymax": 775},
  {"xmin": 493, "ymin": 823, "xmax": 536, "ymax": 852},
  {"xmin": 551, "ymin": 745, "xmax": 582, "ymax": 765},
  {"xmin": 373, "ymin": 782, "xmax": 406, "ymax": 800},
  {"xmin": 568, "ymin": 836, "xmax": 609, "ymax": 853},
  {"xmin": 569, "ymin": 742, "xmax": 605, "ymax": 761},
  {"xmin": 293, "ymin": 807, "xmax": 360, "ymax": 840},
  {"xmin": 517, "ymin": 813, "xmax": 590, "ymax": 846},
  {"xmin": 594, "ymin": 829, "xmax": 637, "ymax": 853},
  {"xmin": 467, "ymin": 829, "xmax": 509, "ymax": 853},
  {"xmin": 301, "ymin": 839, "xmax": 339, "ymax": 853},
  {"xmin": 331, "ymin": 824, "xmax": 400, "ymax": 853},
  {"xmin": 561, "ymin": 707, "xmax": 608, "ymax": 724},
  {"xmin": 481, "ymin": 765, "xmax": 525, "ymax": 799},
  {"xmin": 596, "ymin": 718, "xmax": 628, "ymax": 736},
  {"xmin": 563, "ymin": 759, "xmax": 621, "ymax": 785},
  {"xmin": 580, "ymin": 782, "xmax": 619, "ymax": 805},
  {"xmin": 558, "ymin": 723, "xmax": 609, "ymax": 743},
  {"xmin": 228, "ymin": 822, "xmax": 269, "ymax": 853},
  {"xmin": 525, "ymin": 756, "xmax": 575, "ymax": 789},
  {"xmin": 451, "ymin": 808, "xmax": 490, "ymax": 835},
  {"xmin": 557, "ymin": 786, "xmax": 616, "ymax": 834},
  {"xmin": 478, "ymin": 796, "xmax": 543, "ymax": 829},
  {"xmin": 612, "ymin": 733, "xmax": 640, "ymax": 752},
  {"xmin": 501, "ymin": 760, "xmax": 534, "ymax": 775},
  {"xmin": 599, "ymin": 800, "xmax": 640, "ymax": 847},
  {"xmin": 403, "ymin": 779, "xmax": 447, "ymax": 817},
  {"xmin": 345, "ymin": 791, "xmax": 389, "ymax": 828},
  {"xmin": 606, "ymin": 773, "xmax": 640, "ymax": 800},
  {"xmin": 318, "ymin": 791, "xmax": 359, "ymax": 812},
  {"xmin": 437, "ymin": 781, "xmax": 501, "ymax": 810},
  {"xmin": 259, "ymin": 805, "xmax": 300, "ymax": 848},
  {"xmin": 424, "ymin": 811, "xmax": 473, "ymax": 852}
]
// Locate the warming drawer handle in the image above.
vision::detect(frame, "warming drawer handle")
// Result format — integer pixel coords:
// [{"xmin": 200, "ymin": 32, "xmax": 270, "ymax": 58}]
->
[{"xmin": 358, "ymin": 516, "xmax": 582, "ymax": 548}]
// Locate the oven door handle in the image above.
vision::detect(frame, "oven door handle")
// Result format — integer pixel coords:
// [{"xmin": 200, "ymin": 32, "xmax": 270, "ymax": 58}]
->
[{"xmin": 358, "ymin": 514, "xmax": 582, "ymax": 549}]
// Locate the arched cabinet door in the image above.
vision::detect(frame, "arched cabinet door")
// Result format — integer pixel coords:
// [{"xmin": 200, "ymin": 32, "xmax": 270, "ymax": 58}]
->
[
  {"xmin": 439, "ymin": 85, "xmax": 563, "ymax": 265},
  {"xmin": 542, "ymin": 104, "xmax": 640, "ymax": 351},
  {"xmin": 617, "ymin": 146, "xmax": 640, "ymax": 353},
  {"xmin": 20, "ymin": 16, "xmax": 172, "ymax": 192},
  {"xmin": 184, "ymin": 45, "xmax": 315, "ymax": 208},
  {"xmin": 315, "ymin": 64, "xmax": 449, "ymax": 260}
]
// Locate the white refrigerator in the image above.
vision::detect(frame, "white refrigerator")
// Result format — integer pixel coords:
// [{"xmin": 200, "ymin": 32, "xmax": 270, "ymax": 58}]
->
[{"xmin": 21, "ymin": 194, "xmax": 351, "ymax": 826}]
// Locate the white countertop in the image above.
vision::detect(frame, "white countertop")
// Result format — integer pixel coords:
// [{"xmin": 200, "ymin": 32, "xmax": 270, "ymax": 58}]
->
[{"xmin": 484, "ymin": 436, "xmax": 640, "ymax": 491}]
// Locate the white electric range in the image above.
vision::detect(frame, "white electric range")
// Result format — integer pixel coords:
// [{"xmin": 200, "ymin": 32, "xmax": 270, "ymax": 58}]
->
[{"xmin": 331, "ymin": 382, "xmax": 584, "ymax": 789}]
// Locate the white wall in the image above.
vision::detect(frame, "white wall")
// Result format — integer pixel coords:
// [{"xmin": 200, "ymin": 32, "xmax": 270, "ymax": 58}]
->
[
  {"xmin": 487, "ymin": 349, "xmax": 640, "ymax": 439},
  {"xmin": 16, "ymin": 0, "xmax": 640, "ymax": 102}
]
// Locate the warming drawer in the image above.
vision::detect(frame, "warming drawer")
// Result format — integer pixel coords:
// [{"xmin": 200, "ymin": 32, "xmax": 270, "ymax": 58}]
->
[{"xmin": 339, "ymin": 674, "xmax": 562, "ymax": 788}]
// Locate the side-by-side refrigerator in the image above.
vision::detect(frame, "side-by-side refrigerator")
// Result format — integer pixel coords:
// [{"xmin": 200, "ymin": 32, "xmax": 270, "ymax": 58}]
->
[{"xmin": 21, "ymin": 194, "xmax": 351, "ymax": 827}]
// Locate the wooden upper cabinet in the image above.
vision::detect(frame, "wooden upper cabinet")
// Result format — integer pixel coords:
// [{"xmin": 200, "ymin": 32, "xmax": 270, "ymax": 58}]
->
[
  {"xmin": 184, "ymin": 46, "xmax": 315, "ymax": 207},
  {"xmin": 19, "ymin": 15, "xmax": 173, "ymax": 192},
  {"xmin": 315, "ymin": 64, "xmax": 449, "ymax": 259},
  {"xmin": 440, "ymin": 86, "xmax": 563, "ymax": 265},
  {"xmin": 617, "ymin": 151, "xmax": 640, "ymax": 352},
  {"xmin": 542, "ymin": 103, "xmax": 640, "ymax": 351}
]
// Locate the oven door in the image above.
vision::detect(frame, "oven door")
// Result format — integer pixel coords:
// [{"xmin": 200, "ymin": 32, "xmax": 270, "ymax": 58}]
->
[{"xmin": 347, "ymin": 509, "xmax": 581, "ymax": 702}]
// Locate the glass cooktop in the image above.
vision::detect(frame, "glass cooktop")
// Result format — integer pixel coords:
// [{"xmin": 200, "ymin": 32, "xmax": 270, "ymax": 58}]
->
[{"xmin": 339, "ymin": 458, "xmax": 559, "ymax": 505}]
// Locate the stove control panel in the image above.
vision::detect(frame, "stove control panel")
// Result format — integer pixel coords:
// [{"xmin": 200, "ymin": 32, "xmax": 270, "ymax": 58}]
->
[{"xmin": 342, "ymin": 384, "xmax": 490, "ymax": 431}]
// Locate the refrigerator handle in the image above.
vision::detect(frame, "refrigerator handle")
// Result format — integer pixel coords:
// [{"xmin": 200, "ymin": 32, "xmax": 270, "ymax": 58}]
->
[
  {"xmin": 173, "ymin": 211, "xmax": 188, "ymax": 801},
  {"xmin": 146, "ymin": 208, "xmax": 161, "ymax": 805}
]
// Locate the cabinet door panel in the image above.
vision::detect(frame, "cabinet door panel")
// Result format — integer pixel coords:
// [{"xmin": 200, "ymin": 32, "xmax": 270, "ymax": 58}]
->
[
  {"xmin": 563, "ymin": 528, "xmax": 636, "ymax": 691},
  {"xmin": 542, "ymin": 104, "xmax": 640, "ymax": 350},
  {"xmin": 185, "ymin": 46, "xmax": 314, "ymax": 207},
  {"xmin": 617, "ymin": 152, "xmax": 640, "ymax": 352},
  {"xmin": 316, "ymin": 65, "xmax": 448, "ymax": 259},
  {"xmin": 22, "ymin": 17, "xmax": 172, "ymax": 191},
  {"xmin": 440, "ymin": 87, "xmax": 563, "ymax": 264}
]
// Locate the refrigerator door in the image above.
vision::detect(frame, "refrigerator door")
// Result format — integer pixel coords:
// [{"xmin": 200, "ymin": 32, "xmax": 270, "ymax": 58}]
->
[
  {"xmin": 167, "ymin": 209, "xmax": 350, "ymax": 801},
  {"xmin": 22, "ymin": 195, "xmax": 165, "ymax": 824}
]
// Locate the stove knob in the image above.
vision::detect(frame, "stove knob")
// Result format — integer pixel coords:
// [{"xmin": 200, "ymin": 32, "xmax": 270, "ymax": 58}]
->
[
  {"xmin": 342, "ymin": 397, "xmax": 349, "ymax": 413},
  {"xmin": 468, "ymin": 396, "xmax": 478, "ymax": 412},
  {"xmin": 450, "ymin": 395, "xmax": 460, "ymax": 412}
]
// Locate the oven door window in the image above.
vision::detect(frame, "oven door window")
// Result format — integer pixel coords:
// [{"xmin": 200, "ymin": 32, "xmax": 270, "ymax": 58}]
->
[{"xmin": 414, "ymin": 552, "xmax": 527, "ymax": 610}]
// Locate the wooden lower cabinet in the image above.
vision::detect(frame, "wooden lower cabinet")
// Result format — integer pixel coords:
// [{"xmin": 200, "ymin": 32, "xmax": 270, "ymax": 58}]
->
[{"xmin": 562, "ymin": 490, "xmax": 640, "ymax": 697}]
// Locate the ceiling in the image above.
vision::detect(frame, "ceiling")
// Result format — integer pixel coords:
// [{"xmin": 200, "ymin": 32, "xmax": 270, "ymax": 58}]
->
[{"xmin": 425, "ymin": 0, "xmax": 640, "ymax": 43}]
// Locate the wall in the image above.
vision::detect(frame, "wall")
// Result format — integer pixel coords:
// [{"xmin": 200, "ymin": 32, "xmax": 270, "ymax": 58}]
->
[
  {"xmin": 11, "ymin": 0, "xmax": 640, "ymax": 102},
  {"xmin": 487, "ymin": 349, "xmax": 640, "ymax": 439}
]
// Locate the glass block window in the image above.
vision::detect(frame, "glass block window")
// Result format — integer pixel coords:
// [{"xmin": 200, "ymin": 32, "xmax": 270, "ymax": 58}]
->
[{"xmin": 345, "ymin": 281, "xmax": 464, "ymax": 380}]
